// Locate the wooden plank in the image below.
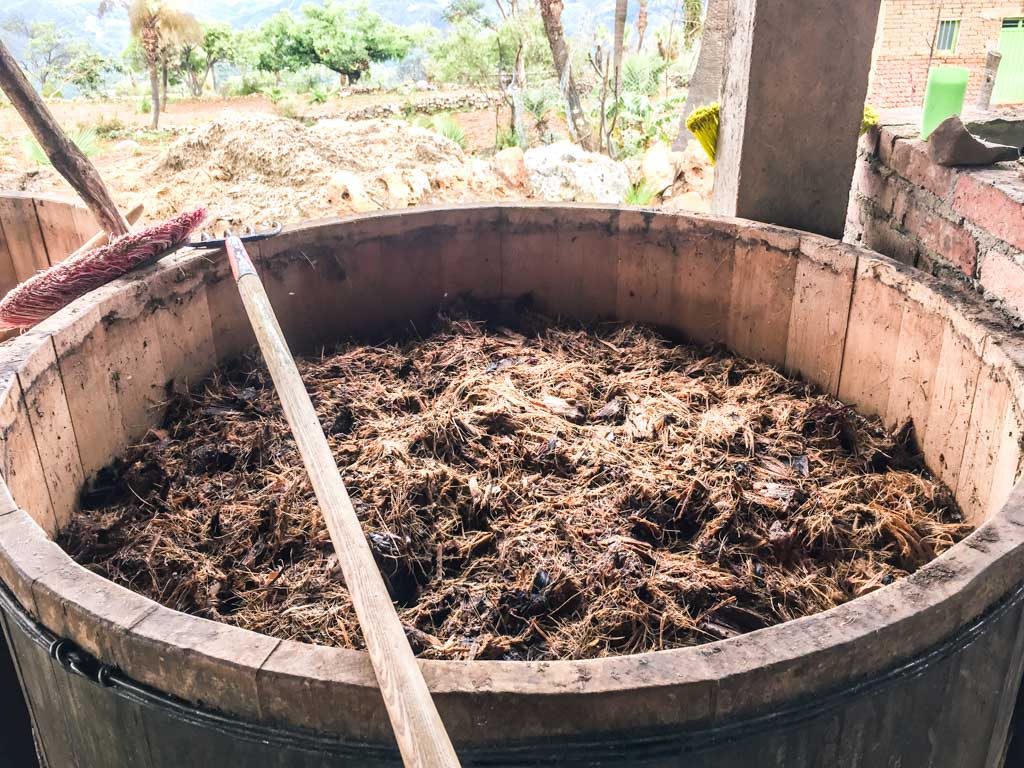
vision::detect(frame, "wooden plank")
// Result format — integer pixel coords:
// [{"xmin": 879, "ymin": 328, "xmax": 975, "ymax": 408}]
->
[
  {"xmin": 0, "ymin": 607, "xmax": 39, "ymax": 768},
  {"xmin": 0, "ymin": 376, "xmax": 57, "ymax": 534},
  {"xmin": 989, "ymin": 403, "xmax": 1024, "ymax": 519},
  {"xmin": 884, "ymin": 302, "xmax": 944, "ymax": 439},
  {"xmin": 616, "ymin": 211, "xmax": 679, "ymax": 328},
  {"xmin": 32, "ymin": 197, "xmax": 89, "ymax": 266},
  {"xmin": 726, "ymin": 229, "xmax": 800, "ymax": 368},
  {"xmin": 0, "ymin": 196, "xmax": 49, "ymax": 282},
  {"xmin": 502, "ymin": 206, "xmax": 585, "ymax": 317},
  {"xmin": 672, "ymin": 217, "xmax": 736, "ymax": 345},
  {"xmin": 957, "ymin": 364, "xmax": 1013, "ymax": 525},
  {"xmin": 920, "ymin": 323, "xmax": 984, "ymax": 493},
  {"xmin": 785, "ymin": 238, "xmax": 856, "ymax": 396},
  {"xmin": 0, "ymin": 216, "xmax": 18, "ymax": 298},
  {"xmin": 60, "ymin": 667, "xmax": 155, "ymax": 767},
  {"xmin": 837, "ymin": 264, "xmax": 905, "ymax": 419},
  {"xmin": 4, "ymin": 613, "xmax": 79, "ymax": 768},
  {"xmin": 148, "ymin": 254, "xmax": 217, "ymax": 393},
  {"xmin": 439, "ymin": 207, "xmax": 503, "ymax": 303},
  {"xmin": 16, "ymin": 337, "xmax": 85, "ymax": 530},
  {"xmin": 51, "ymin": 303, "xmax": 128, "ymax": 478}
]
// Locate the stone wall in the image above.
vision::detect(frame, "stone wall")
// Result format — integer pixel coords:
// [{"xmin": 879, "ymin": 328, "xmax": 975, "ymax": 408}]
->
[
  {"xmin": 847, "ymin": 114, "xmax": 1024, "ymax": 323},
  {"xmin": 868, "ymin": 0, "xmax": 1024, "ymax": 108},
  {"xmin": 336, "ymin": 92, "xmax": 503, "ymax": 121}
]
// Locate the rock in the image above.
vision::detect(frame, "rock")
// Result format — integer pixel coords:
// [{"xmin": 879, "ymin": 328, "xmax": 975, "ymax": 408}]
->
[
  {"xmin": 662, "ymin": 190, "xmax": 712, "ymax": 214},
  {"xmin": 641, "ymin": 142, "xmax": 678, "ymax": 193},
  {"xmin": 113, "ymin": 139, "xmax": 142, "ymax": 156},
  {"xmin": 326, "ymin": 171, "xmax": 377, "ymax": 213},
  {"xmin": 381, "ymin": 172, "xmax": 412, "ymax": 207},
  {"xmin": 493, "ymin": 146, "xmax": 530, "ymax": 190},
  {"xmin": 523, "ymin": 141, "xmax": 630, "ymax": 203},
  {"xmin": 405, "ymin": 168, "xmax": 432, "ymax": 203},
  {"xmin": 928, "ymin": 115, "xmax": 1020, "ymax": 167}
]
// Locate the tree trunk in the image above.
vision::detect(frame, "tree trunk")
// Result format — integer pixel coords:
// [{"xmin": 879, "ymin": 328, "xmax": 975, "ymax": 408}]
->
[
  {"xmin": 538, "ymin": 0, "xmax": 593, "ymax": 150},
  {"xmin": 149, "ymin": 62, "xmax": 160, "ymax": 129},
  {"xmin": 636, "ymin": 0, "xmax": 649, "ymax": 52},
  {"xmin": 613, "ymin": 0, "xmax": 628, "ymax": 98},
  {"xmin": 510, "ymin": 43, "xmax": 527, "ymax": 143},
  {"xmin": 161, "ymin": 61, "xmax": 168, "ymax": 112},
  {"xmin": 672, "ymin": 0, "xmax": 732, "ymax": 150}
]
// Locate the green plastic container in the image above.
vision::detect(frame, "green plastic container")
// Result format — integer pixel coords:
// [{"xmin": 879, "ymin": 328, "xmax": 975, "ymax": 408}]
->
[{"xmin": 921, "ymin": 65, "xmax": 969, "ymax": 139}]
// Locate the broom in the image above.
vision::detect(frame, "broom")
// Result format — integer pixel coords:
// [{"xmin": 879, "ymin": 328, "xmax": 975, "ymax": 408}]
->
[
  {"xmin": 685, "ymin": 102, "xmax": 880, "ymax": 166},
  {"xmin": 686, "ymin": 102, "xmax": 720, "ymax": 165},
  {"xmin": 0, "ymin": 38, "xmax": 206, "ymax": 330},
  {"xmin": 0, "ymin": 207, "xmax": 207, "ymax": 329}
]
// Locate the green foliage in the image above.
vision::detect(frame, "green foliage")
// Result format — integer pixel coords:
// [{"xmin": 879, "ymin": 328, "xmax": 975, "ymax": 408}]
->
[
  {"xmin": 427, "ymin": 20, "xmax": 497, "ymax": 86},
  {"xmin": 226, "ymin": 73, "xmax": 269, "ymax": 96},
  {"xmin": 442, "ymin": 0, "xmax": 488, "ymax": 25},
  {"xmin": 308, "ymin": 86, "xmax": 330, "ymax": 104},
  {"xmin": 623, "ymin": 179, "xmax": 662, "ymax": 206},
  {"xmin": 522, "ymin": 88, "xmax": 556, "ymax": 132},
  {"xmin": 299, "ymin": 2, "xmax": 413, "ymax": 82},
  {"xmin": 620, "ymin": 53, "xmax": 667, "ymax": 97},
  {"xmin": 22, "ymin": 127, "xmax": 100, "ymax": 166},
  {"xmin": 244, "ymin": 11, "xmax": 308, "ymax": 79},
  {"xmin": 412, "ymin": 114, "xmax": 467, "ymax": 149},
  {"xmin": 68, "ymin": 51, "xmax": 116, "ymax": 97},
  {"xmin": 495, "ymin": 126, "xmax": 523, "ymax": 150},
  {"xmin": 93, "ymin": 115, "xmax": 127, "ymax": 138},
  {"xmin": 138, "ymin": 95, "xmax": 152, "ymax": 114},
  {"xmin": 861, "ymin": 105, "xmax": 881, "ymax": 135},
  {"xmin": 263, "ymin": 86, "xmax": 287, "ymax": 104}
]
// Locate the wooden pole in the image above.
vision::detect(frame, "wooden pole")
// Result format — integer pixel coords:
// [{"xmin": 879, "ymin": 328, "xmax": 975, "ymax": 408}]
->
[
  {"xmin": 223, "ymin": 235, "xmax": 462, "ymax": 768},
  {"xmin": 976, "ymin": 50, "xmax": 1003, "ymax": 110},
  {"xmin": 0, "ymin": 40, "xmax": 129, "ymax": 237}
]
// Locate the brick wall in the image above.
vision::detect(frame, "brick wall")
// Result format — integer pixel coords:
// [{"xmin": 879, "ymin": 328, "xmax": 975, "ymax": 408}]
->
[
  {"xmin": 868, "ymin": 0, "xmax": 1024, "ymax": 108},
  {"xmin": 846, "ymin": 115, "xmax": 1024, "ymax": 323}
]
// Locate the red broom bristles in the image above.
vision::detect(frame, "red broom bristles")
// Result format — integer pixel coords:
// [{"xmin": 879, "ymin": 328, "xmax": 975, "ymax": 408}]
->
[{"xmin": 0, "ymin": 207, "xmax": 207, "ymax": 330}]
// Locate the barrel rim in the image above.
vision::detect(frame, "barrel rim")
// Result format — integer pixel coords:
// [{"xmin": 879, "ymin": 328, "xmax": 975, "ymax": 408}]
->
[{"xmin": 1, "ymin": 202, "xmax": 1023, "ymax": 743}]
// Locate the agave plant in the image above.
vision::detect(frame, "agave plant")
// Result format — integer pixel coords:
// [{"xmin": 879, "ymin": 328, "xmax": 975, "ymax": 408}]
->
[
  {"xmin": 22, "ymin": 127, "xmax": 101, "ymax": 166},
  {"xmin": 623, "ymin": 178, "xmax": 663, "ymax": 206}
]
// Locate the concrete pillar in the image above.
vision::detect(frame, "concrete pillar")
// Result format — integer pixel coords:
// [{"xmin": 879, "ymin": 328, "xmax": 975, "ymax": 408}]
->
[{"xmin": 712, "ymin": 0, "xmax": 882, "ymax": 238}]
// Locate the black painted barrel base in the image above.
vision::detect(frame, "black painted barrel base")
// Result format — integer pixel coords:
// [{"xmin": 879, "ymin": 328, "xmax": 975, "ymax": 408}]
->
[{"xmin": 3, "ymin": 580, "xmax": 1023, "ymax": 768}]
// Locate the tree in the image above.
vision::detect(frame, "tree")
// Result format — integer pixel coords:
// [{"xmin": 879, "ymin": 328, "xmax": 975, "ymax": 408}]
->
[
  {"xmin": 613, "ymin": 0, "xmax": 628, "ymax": 101},
  {"xmin": 68, "ymin": 50, "xmax": 116, "ymax": 97},
  {"xmin": 538, "ymin": 0, "xmax": 593, "ymax": 150},
  {"xmin": 99, "ymin": 0, "xmax": 201, "ymax": 128},
  {"xmin": 246, "ymin": 10, "xmax": 305, "ymax": 83},
  {"xmin": 298, "ymin": 2, "xmax": 412, "ymax": 86},
  {"xmin": 178, "ymin": 22, "xmax": 236, "ymax": 96},
  {"xmin": 427, "ymin": 19, "xmax": 498, "ymax": 86},
  {"xmin": 443, "ymin": 0, "xmax": 487, "ymax": 25},
  {"xmin": 7, "ymin": 22, "xmax": 81, "ymax": 95}
]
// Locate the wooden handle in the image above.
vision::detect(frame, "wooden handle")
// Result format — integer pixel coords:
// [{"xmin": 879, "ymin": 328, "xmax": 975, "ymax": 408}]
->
[
  {"xmin": 224, "ymin": 236, "xmax": 462, "ymax": 768},
  {"xmin": 0, "ymin": 40, "xmax": 129, "ymax": 237}
]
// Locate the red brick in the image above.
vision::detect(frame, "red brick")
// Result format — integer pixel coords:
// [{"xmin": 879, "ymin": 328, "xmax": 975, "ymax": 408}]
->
[
  {"xmin": 903, "ymin": 206, "xmax": 978, "ymax": 276},
  {"xmin": 953, "ymin": 173, "xmax": 1024, "ymax": 253},
  {"xmin": 890, "ymin": 139, "xmax": 956, "ymax": 200},
  {"xmin": 980, "ymin": 250, "xmax": 1024, "ymax": 317}
]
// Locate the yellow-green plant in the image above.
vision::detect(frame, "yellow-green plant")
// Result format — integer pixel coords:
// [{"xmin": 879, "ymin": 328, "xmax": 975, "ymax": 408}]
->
[
  {"xmin": 686, "ymin": 101, "xmax": 720, "ymax": 165},
  {"xmin": 861, "ymin": 105, "xmax": 880, "ymax": 135},
  {"xmin": 22, "ymin": 127, "xmax": 100, "ymax": 165},
  {"xmin": 623, "ymin": 178, "xmax": 662, "ymax": 206}
]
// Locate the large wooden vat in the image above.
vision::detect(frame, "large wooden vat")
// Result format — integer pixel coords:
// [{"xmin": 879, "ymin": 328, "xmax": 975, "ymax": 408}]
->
[{"xmin": 2, "ymin": 201, "xmax": 1024, "ymax": 766}]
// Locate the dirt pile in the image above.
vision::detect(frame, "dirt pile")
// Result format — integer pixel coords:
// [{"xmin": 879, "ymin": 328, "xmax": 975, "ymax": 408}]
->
[
  {"xmin": 60, "ymin": 312, "xmax": 970, "ymax": 661},
  {"xmin": 145, "ymin": 114, "xmax": 523, "ymax": 231}
]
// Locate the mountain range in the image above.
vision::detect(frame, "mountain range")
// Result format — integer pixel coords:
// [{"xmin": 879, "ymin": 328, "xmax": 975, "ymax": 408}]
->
[{"xmin": 1, "ymin": 0, "xmax": 671, "ymax": 57}]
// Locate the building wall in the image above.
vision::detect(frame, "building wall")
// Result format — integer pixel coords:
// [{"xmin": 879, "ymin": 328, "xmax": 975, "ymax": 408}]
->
[
  {"xmin": 868, "ymin": 1, "xmax": 1024, "ymax": 107},
  {"xmin": 846, "ymin": 118, "xmax": 1024, "ymax": 323}
]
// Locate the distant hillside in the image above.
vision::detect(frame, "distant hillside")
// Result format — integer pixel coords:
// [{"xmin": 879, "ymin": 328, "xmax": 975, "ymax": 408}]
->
[{"xmin": 1, "ymin": 0, "xmax": 678, "ymax": 58}]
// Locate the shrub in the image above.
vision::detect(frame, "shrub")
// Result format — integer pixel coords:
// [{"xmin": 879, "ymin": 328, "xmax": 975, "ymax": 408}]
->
[
  {"xmin": 138, "ymin": 96, "xmax": 152, "ymax": 114},
  {"xmin": 23, "ymin": 127, "xmax": 101, "ymax": 165},
  {"xmin": 495, "ymin": 126, "xmax": 523, "ymax": 150},
  {"xmin": 93, "ymin": 115, "xmax": 127, "ymax": 138},
  {"xmin": 623, "ymin": 179, "xmax": 662, "ymax": 206},
  {"xmin": 308, "ymin": 86, "xmax": 330, "ymax": 104},
  {"xmin": 431, "ymin": 114, "xmax": 466, "ymax": 149}
]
